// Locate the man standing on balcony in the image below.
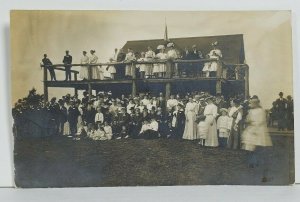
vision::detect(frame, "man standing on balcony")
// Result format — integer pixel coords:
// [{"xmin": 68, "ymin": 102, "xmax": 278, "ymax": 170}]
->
[
  {"xmin": 189, "ymin": 45, "xmax": 203, "ymax": 77},
  {"xmin": 42, "ymin": 54, "xmax": 56, "ymax": 81},
  {"xmin": 63, "ymin": 50, "xmax": 72, "ymax": 81}
]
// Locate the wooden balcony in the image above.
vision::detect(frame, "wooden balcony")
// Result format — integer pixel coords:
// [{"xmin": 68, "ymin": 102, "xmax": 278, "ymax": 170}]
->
[{"xmin": 41, "ymin": 59, "xmax": 249, "ymax": 101}]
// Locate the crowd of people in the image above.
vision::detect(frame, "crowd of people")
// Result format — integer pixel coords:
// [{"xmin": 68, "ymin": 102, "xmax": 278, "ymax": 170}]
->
[
  {"xmin": 13, "ymin": 87, "xmax": 289, "ymax": 153},
  {"xmin": 42, "ymin": 41, "xmax": 223, "ymax": 81},
  {"xmin": 268, "ymin": 92, "xmax": 294, "ymax": 131}
]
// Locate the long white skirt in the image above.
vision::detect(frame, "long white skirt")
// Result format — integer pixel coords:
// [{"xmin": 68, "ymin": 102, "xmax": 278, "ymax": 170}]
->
[
  {"xmin": 182, "ymin": 111, "xmax": 197, "ymax": 140},
  {"xmin": 79, "ymin": 66, "xmax": 89, "ymax": 79},
  {"xmin": 204, "ymin": 115, "xmax": 218, "ymax": 147},
  {"xmin": 91, "ymin": 66, "xmax": 100, "ymax": 79}
]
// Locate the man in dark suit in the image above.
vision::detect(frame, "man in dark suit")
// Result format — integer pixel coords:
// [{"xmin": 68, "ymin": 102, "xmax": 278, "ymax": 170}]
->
[
  {"xmin": 67, "ymin": 101, "xmax": 80, "ymax": 136},
  {"xmin": 42, "ymin": 54, "xmax": 56, "ymax": 81},
  {"xmin": 116, "ymin": 48, "xmax": 126, "ymax": 79},
  {"xmin": 189, "ymin": 45, "xmax": 204, "ymax": 77},
  {"xmin": 275, "ymin": 92, "xmax": 287, "ymax": 131},
  {"xmin": 63, "ymin": 50, "xmax": 72, "ymax": 81},
  {"xmin": 57, "ymin": 99, "xmax": 67, "ymax": 135}
]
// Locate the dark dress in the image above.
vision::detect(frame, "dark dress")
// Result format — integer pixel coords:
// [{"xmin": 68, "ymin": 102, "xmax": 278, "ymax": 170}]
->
[{"xmin": 275, "ymin": 98, "xmax": 287, "ymax": 130}]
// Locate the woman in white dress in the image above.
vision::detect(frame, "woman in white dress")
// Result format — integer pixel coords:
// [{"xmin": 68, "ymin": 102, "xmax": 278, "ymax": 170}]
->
[
  {"xmin": 107, "ymin": 58, "xmax": 117, "ymax": 79},
  {"xmin": 182, "ymin": 97, "xmax": 197, "ymax": 140},
  {"xmin": 89, "ymin": 50, "xmax": 100, "ymax": 80},
  {"xmin": 241, "ymin": 98, "xmax": 273, "ymax": 180},
  {"xmin": 204, "ymin": 97, "xmax": 219, "ymax": 147},
  {"xmin": 156, "ymin": 45, "xmax": 168, "ymax": 78},
  {"xmin": 206, "ymin": 41, "xmax": 222, "ymax": 77},
  {"xmin": 79, "ymin": 51, "xmax": 89, "ymax": 80},
  {"xmin": 137, "ymin": 52, "xmax": 146, "ymax": 79},
  {"xmin": 145, "ymin": 46, "xmax": 155, "ymax": 78},
  {"xmin": 124, "ymin": 48, "xmax": 136, "ymax": 78}
]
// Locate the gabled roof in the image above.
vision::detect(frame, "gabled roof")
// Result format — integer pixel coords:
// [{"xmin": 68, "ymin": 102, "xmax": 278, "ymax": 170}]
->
[{"xmin": 122, "ymin": 34, "xmax": 245, "ymax": 64}]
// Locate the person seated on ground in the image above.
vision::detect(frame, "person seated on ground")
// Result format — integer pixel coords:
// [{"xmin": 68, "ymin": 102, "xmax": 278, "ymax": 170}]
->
[
  {"xmin": 90, "ymin": 124, "xmax": 107, "ymax": 141},
  {"xmin": 103, "ymin": 121, "xmax": 113, "ymax": 140},
  {"xmin": 197, "ymin": 115, "xmax": 208, "ymax": 146},
  {"xmin": 116, "ymin": 125, "xmax": 129, "ymax": 139},
  {"xmin": 139, "ymin": 119, "xmax": 151, "ymax": 139},
  {"xmin": 87, "ymin": 123, "xmax": 96, "ymax": 139},
  {"xmin": 75, "ymin": 121, "xmax": 88, "ymax": 140}
]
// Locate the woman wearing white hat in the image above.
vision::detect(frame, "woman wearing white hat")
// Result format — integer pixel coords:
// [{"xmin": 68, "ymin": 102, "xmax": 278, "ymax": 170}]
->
[
  {"xmin": 204, "ymin": 41, "xmax": 222, "ymax": 78},
  {"xmin": 167, "ymin": 42, "xmax": 179, "ymax": 77}
]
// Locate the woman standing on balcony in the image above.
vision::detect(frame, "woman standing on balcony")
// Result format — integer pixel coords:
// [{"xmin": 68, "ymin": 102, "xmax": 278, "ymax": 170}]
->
[
  {"xmin": 207, "ymin": 41, "xmax": 222, "ymax": 77},
  {"xmin": 124, "ymin": 48, "xmax": 136, "ymax": 78},
  {"xmin": 145, "ymin": 46, "xmax": 156, "ymax": 78},
  {"xmin": 156, "ymin": 45, "xmax": 168, "ymax": 78},
  {"xmin": 89, "ymin": 50, "xmax": 100, "ymax": 80},
  {"xmin": 79, "ymin": 51, "xmax": 89, "ymax": 80}
]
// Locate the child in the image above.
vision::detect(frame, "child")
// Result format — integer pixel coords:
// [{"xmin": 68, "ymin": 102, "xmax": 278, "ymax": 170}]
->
[
  {"xmin": 91, "ymin": 125, "xmax": 106, "ymax": 141},
  {"xmin": 217, "ymin": 108, "xmax": 232, "ymax": 148},
  {"xmin": 87, "ymin": 123, "xmax": 96, "ymax": 139},
  {"xmin": 197, "ymin": 115, "xmax": 208, "ymax": 146},
  {"xmin": 75, "ymin": 121, "xmax": 87, "ymax": 140},
  {"xmin": 137, "ymin": 52, "xmax": 146, "ymax": 79},
  {"xmin": 103, "ymin": 121, "xmax": 113, "ymax": 140}
]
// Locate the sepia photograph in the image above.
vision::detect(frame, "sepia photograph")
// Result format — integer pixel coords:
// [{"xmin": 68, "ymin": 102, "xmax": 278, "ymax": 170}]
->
[{"xmin": 10, "ymin": 10, "xmax": 294, "ymax": 187}]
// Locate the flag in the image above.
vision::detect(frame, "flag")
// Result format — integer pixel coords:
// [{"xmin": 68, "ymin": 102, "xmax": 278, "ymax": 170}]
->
[{"xmin": 164, "ymin": 19, "xmax": 169, "ymax": 42}]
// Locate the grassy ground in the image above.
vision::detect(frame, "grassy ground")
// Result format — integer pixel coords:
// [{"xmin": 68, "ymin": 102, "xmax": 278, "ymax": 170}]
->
[{"xmin": 14, "ymin": 134, "xmax": 294, "ymax": 187}]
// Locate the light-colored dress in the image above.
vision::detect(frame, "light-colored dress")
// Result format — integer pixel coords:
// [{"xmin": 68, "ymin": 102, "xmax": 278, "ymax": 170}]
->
[
  {"xmin": 204, "ymin": 103, "xmax": 219, "ymax": 147},
  {"xmin": 241, "ymin": 108, "xmax": 272, "ymax": 151},
  {"xmin": 145, "ymin": 50, "xmax": 155, "ymax": 77},
  {"xmin": 125, "ymin": 52, "xmax": 136, "ymax": 77},
  {"xmin": 208, "ymin": 49, "xmax": 222, "ymax": 72},
  {"xmin": 80, "ymin": 55, "xmax": 89, "ymax": 79},
  {"xmin": 89, "ymin": 54, "xmax": 100, "ymax": 79},
  {"xmin": 156, "ymin": 52, "xmax": 168, "ymax": 73},
  {"xmin": 137, "ymin": 58, "xmax": 146, "ymax": 72},
  {"xmin": 182, "ymin": 102, "xmax": 197, "ymax": 140},
  {"xmin": 197, "ymin": 121, "xmax": 208, "ymax": 139}
]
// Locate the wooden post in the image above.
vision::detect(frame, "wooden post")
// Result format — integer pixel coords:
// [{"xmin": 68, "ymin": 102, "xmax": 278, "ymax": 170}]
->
[
  {"xmin": 74, "ymin": 73, "xmax": 78, "ymax": 81},
  {"xmin": 166, "ymin": 60, "xmax": 172, "ymax": 78},
  {"xmin": 132, "ymin": 81, "xmax": 137, "ymax": 97},
  {"xmin": 165, "ymin": 82, "xmax": 171, "ymax": 100},
  {"xmin": 74, "ymin": 87, "xmax": 78, "ymax": 96},
  {"xmin": 88, "ymin": 65, "xmax": 92, "ymax": 81},
  {"xmin": 88, "ymin": 83, "xmax": 92, "ymax": 100},
  {"xmin": 216, "ymin": 79, "xmax": 222, "ymax": 95},
  {"xmin": 244, "ymin": 65, "xmax": 250, "ymax": 99},
  {"xmin": 43, "ymin": 66, "xmax": 48, "ymax": 102}
]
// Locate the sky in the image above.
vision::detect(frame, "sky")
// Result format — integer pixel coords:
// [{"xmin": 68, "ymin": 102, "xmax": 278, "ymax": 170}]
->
[{"xmin": 10, "ymin": 10, "xmax": 293, "ymax": 108}]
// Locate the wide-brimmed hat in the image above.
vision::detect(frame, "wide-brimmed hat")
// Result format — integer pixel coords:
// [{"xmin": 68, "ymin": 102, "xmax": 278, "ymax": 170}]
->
[
  {"xmin": 167, "ymin": 42, "xmax": 174, "ymax": 48},
  {"xmin": 211, "ymin": 41, "xmax": 218, "ymax": 46},
  {"xmin": 157, "ymin": 45, "xmax": 165, "ymax": 50},
  {"xmin": 192, "ymin": 44, "xmax": 197, "ymax": 48},
  {"xmin": 220, "ymin": 108, "xmax": 228, "ymax": 113}
]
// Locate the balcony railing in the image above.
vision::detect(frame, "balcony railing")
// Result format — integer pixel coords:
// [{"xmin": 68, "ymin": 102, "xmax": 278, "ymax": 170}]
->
[{"xmin": 41, "ymin": 58, "xmax": 249, "ymax": 82}]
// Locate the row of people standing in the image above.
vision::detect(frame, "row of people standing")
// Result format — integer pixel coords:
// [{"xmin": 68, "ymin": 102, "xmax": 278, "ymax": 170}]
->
[{"xmin": 42, "ymin": 41, "xmax": 223, "ymax": 81}]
